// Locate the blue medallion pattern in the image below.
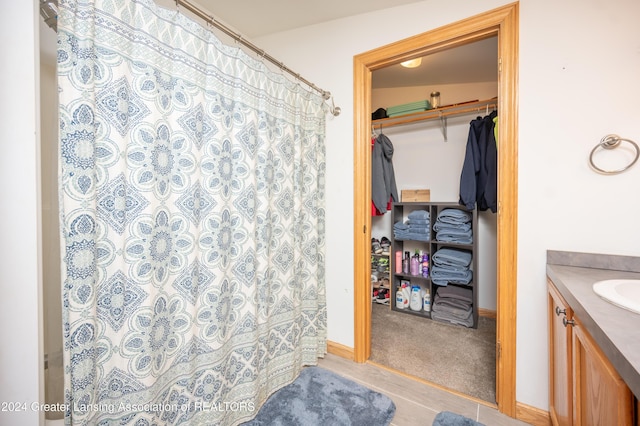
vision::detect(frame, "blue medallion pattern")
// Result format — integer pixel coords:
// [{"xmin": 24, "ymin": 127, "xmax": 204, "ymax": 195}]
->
[
  {"xmin": 58, "ymin": 0, "xmax": 327, "ymax": 424},
  {"xmin": 96, "ymin": 77, "xmax": 151, "ymax": 136},
  {"xmin": 122, "ymin": 294, "xmax": 191, "ymax": 377},
  {"xmin": 172, "ymin": 260, "xmax": 215, "ymax": 305},
  {"xmin": 174, "ymin": 182, "xmax": 216, "ymax": 226},
  {"xmin": 177, "ymin": 104, "xmax": 218, "ymax": 150},
  {"xmin": 201, "ymin": 138, "xmax": 249, "ymax": 199},
  {"xmin": 97, "ymin": 173, "xmax": 150, "ymax": 235},
  {"xmin": 97, "ymin": 271, "xmax": 148, "ymax": 331},
  {"xmin": 125, "ymin": 209, "xmax": 194, "ymax": 285}
]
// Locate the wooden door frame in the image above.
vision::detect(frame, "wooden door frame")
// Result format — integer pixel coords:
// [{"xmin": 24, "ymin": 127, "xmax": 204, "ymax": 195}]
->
[{"xmin": 352, "ymin": 3, "xmax": 519, "ymax": 417}]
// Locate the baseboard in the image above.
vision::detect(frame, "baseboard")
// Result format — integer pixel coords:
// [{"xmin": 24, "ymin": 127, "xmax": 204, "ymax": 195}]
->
[
  {"xmin": 515, "ymin": 401, "xmax": 551, "ymax": 426},
  {"xmin": 478, "ymin": 308, "xmax": 497, "ymax": 319},
  {"xmin": 326, "ymin": 340, "xmax": 354, "ymax": 361}
]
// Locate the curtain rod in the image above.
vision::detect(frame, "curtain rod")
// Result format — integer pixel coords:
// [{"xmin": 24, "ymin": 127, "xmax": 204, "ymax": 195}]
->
[{"xmin": 175, "ymin": 0, "xmax": 341, "ymax": 116}]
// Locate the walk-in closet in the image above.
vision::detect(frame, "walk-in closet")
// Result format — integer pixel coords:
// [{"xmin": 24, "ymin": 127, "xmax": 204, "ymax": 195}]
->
[{"xmin": 368, "ymin": 35, "xmax": 499, "ymax": 403}]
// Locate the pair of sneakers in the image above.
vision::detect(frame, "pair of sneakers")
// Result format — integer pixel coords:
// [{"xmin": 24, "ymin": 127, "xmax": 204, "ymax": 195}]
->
[
  {"xmin": 375, "ymin": 288, "xmax": 390, "ymax": 304},
  {"xmin": 372, "ymin": 237, "xmax": 391, "ymax": 254}
]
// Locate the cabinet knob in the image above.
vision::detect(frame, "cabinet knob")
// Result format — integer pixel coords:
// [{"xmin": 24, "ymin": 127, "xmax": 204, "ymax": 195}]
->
[
  {"xmin": 555, "ymin": 306, "xmax": 566, "ymax": 316},
  {"xmin": 562, "ymin": 317, "xmax": 575, "ymax": 327}
]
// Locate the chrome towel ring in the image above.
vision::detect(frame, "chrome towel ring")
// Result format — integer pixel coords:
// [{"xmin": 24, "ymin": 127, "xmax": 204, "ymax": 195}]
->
[{"xmin": 589, "ymin": 134, "xmax": 639, "ymax": 175}]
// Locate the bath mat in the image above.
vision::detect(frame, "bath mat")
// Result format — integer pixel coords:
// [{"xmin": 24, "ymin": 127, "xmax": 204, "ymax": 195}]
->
[
  {"xmin": 241, "ymin": 366, "xmax": 396, "ymax": 425},
  {"xmin": 433, "ymin": 411, "xmax": 485, "ymax": 426}
]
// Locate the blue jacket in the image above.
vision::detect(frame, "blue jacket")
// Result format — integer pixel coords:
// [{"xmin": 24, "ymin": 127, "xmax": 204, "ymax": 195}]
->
[
  {"xmin": 459, "ymin": 111, "xmax": 497, "ymax": 213},
  {"xmin": 371, "ymin": 133, "xmax": 399, "ymax": 214}
]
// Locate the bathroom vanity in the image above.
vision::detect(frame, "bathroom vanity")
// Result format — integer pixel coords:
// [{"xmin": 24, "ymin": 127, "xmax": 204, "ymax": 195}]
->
[{"xmin": 547, "ymin": 250, "xmax": 640, "ymax": 426}]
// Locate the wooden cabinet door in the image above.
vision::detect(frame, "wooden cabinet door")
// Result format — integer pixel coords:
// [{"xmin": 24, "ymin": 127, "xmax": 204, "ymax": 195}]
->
[
  {"xmin": 548, "ymin": 280, "xmax": 573, "ymax": 426},
  {"xmin": 573, "ymin": 319, "xmax": 634, "ymax": 426}
]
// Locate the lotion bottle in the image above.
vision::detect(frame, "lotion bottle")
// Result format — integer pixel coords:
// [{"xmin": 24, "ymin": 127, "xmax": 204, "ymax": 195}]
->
[
  {"xmin": 396, "ymin": 287, "xmax": 404, "ymax": 309},
  {"xmin": 423, "ymin": 288, "xmax": 431, "ymax": 312},
  {"xmin": 410, "ymin": 285, "xmax": 422, "ymax": 311}
]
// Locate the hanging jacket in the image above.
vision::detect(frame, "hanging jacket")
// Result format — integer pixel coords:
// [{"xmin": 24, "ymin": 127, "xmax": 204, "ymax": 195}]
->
[
  {"xmin": 459, "ymin": 111, "xmax": 497, "ymax": 212},
  {"xmin": 371, "ymin": 133, "xmax": 399, "ymax": 214}
]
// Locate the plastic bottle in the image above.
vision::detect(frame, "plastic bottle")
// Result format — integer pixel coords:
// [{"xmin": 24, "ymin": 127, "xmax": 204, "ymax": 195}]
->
[
  {"xmin": 423, "ymin": 289, "xmax": 431, "ymax": 312},
  {"xmin": 402, "ymin": 251, "xmax": 410, "ymax": 274},
  {"xmin": 401, "ymin": 281, "xmax": 411, "ymax": 309},
  {"xmin": 410, "ymin": 253, "xmax": 420, "ymax": 275},
  {"xmin": 395, "ymin": 251, "xmax": 402, "ymax": 274},
  {"xmin": 422, "ymin": 253, "xmax": 429, "ymax": 278},
  {"xmin": 410, "ymin": 285, "xmax": 422, "ymax": 311},
  {"xmin": 396, "ymin": 287, "xmax": 404, "ymax": 309}
]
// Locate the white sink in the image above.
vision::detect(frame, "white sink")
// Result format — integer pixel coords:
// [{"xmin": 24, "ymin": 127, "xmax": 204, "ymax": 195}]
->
[{"xmin": 592, "ymin": 279, "xmax": 640, "ymax": 315}]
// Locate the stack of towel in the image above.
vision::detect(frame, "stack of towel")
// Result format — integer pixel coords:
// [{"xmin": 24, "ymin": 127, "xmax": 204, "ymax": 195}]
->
[
  {"xmin": 431, "ymin": 248, "xmax": 473, "ymax": 286},
  {"xmin": 434, "ymin": 208, "xmax": 473, "ymax": 244},
  {"xmin": 386, "ymin": 100, "xmax": 432, "ymax": 117},
  {"xmin": 393, "ymin": 210, "xmax": 431, "ymax": 242},
  {"xmin": 431, "ymin": 285, "xmax": 474, "ymax": 328}
]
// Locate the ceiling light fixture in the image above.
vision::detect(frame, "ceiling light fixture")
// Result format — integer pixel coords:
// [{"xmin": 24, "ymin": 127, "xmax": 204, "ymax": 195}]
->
[{"xmin": 400, "ymin": 58, "xmax": 422, "ymax": 68}]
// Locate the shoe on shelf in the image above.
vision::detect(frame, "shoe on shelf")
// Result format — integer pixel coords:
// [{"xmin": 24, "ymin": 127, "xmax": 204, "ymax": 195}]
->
[
  {"xmin": 376, "ymin": 257, "xmax": 389, "ymax": 272},
  {"xmin": 371, "ymin": 238, "xmax": 383, "ymax": 254},
  {"xmin": 376, "ymin": 296, "xmax": 390, "ymax": 305},
  {"xmin": 379, "ymin": 278, "xmax": 390, "ymax": 289},
  {"xmin": 380, "ymin": 236, "xmax": 391, "ymax": 253},
  {"xmin": 375, "ymin": 288, "xmax": 390, "ymax": 305}
]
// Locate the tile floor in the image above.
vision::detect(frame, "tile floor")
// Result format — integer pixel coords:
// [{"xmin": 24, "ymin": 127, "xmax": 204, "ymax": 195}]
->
[{"xmin": 318, "ymin": 353, "xmax": 532, "ymax": 426}]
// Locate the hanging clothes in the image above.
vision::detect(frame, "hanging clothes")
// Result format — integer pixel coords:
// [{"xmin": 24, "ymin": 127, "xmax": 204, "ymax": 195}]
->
[
  {"xmin": 372, "ymin": 133, "xmax": 399, "ymax": 215},
  {"xmin": 371, "ymin": 137, "xmax": 384, "ymax": 216},
  {"xmin": 459, "ymin": 110, "xmax": 498, "ymax": 213}
]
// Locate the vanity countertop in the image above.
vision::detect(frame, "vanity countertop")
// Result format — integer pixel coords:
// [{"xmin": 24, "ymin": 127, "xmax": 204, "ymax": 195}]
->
[{"xmin": 546, "ymin": 250, "xmax": 640, "ymax": 399}]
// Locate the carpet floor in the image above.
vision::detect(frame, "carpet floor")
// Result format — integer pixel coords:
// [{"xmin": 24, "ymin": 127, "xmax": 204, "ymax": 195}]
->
[{"xmin": 370, "ymin": 302, "xmax": 496, "ymax": 403}]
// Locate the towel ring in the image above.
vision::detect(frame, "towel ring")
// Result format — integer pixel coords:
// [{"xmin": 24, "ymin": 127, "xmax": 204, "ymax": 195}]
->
[{"xmin": 589, "ymin": 134, "xmax": 639, "ymax": 175}]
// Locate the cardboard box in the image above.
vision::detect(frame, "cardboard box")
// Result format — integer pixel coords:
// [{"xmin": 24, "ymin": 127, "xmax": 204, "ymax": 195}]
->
[{"xmin": 401, "ymin": 189, "xmax": 431, "ymax": 202}]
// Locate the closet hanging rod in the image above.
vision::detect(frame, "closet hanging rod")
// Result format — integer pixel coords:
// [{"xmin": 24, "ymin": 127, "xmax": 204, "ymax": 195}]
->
[
  {"xmin": 175, "ymin": 0, "xmax": 341, "ymax": 116},
  {"xmin": 372, "ymin": 98, "xmax": 497, "ymax": 129}
]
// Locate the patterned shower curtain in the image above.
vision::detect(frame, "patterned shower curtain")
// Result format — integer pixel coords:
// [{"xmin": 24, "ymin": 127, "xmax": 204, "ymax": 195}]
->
[{"xmin": 57, "ymin": 0, "xmax": 327, "ymax": 424}]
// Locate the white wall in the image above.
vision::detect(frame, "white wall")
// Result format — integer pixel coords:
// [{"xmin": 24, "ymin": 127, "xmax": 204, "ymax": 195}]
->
[
  {"xmin": 255, "ymin": 0, "xmax": 640, "ymax": 411},
  {"xmin": 0, "ymin": 1, "xmax": 44, "ymax": 425},
  {"xmin": 41, "ymin": 55, "xmax": 64, "ymax": 412}
]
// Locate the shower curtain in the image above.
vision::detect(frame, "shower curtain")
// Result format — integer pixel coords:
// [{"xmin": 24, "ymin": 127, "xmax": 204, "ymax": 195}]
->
[{"xmin": 57, "ymin": 0, "xmax": 327, "ymax": 424}]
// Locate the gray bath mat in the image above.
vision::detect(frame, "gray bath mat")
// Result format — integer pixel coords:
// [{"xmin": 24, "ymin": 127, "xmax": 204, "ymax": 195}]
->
[
  {"xmin": 433, "ymin": 411, "xmax": 485, "ymax": 426},
  {"xmin": 242, "ymin": 366, "xmax": 396, "ymax": 425}
]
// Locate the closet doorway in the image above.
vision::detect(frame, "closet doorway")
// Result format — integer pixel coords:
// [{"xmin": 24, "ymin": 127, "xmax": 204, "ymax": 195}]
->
[{"xmin": 352, "ymin": 3, "xmax": 518, "ymax": 417}]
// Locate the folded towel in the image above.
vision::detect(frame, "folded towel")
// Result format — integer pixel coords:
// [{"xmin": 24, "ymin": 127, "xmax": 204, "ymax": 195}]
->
[
  {"xmin": 406, "ymin": 226, "xmax": 430, "ymax": 234},
  {"xmin": 431, "ymin": 263, "xmax": 468, "ymax": 273},
  {"xmin": 432, "ymin": 248, "xmax": 472, "ymax": 268},
  {"xmin": 408, "ymin": 210, "xmax": 430, "ymax": 220},
  {"xmin": 393, "ymin": 231, "xmax": 431, "ymax": 242},
  {"xmin": 433, "ymin": 298, "xmax": 472, "ymax": 315},
  {"xmin": 436, "ymin": 285, "xmax": 473, "ymax": 303},
  {"xmin": 407, "ymin": 218, "xmax": 430, "ymax": 226},
  {"xmin": 431, "ymin": 309, "xmax": 474, "ymax": 328},
  {"xmin": 437, "ymin": 208, "xmax": 471, "ymax": 222},
  {"xmin": 387, "ymin": 108, "xmax": 428, "ymax": 117},
  {"xmin": 431, "ymin": 267, "xmax": 472, "ymax": 285},
  {"xmin": 433, "ymin": 222, "xmax": 471, "ymax": 232},
  {"xmin": 393, "ymin": 221, "xmax": 409, "ymax": 231},
  {"xmin": 436, "ymin": 230, "xmax": 473, "ymax": 244},
  {"xmin": 387, "ymin": 100, "xmax": 431, "ymax": 115}
]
